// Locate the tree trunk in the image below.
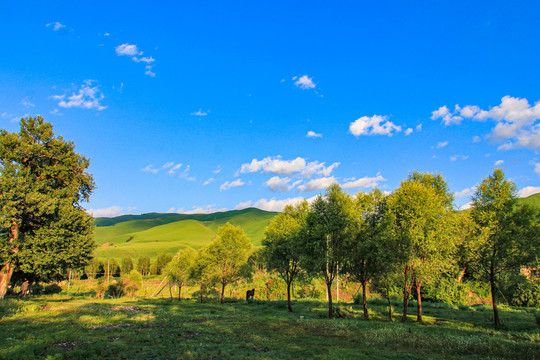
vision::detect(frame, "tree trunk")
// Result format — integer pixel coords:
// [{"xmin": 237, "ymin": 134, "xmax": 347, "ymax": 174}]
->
[
  {"xmin": 416, "ymin": 279, "xmax": 423, "ymax": 322},
  {"xmin": 362, "ymin": 280, "xmax": 369, "ymax": 318},
  {"xmin": 457, "ymin": 267, "xmax": 466, "ymax": 283},
  {"xmin": 287, "ymin": 281, "xmax": 293, "ymax": 312},
  {"xmin": 401, "ymin": 266, "xmax": 412, "ymax": 322},
  {"xmin": 490, "ymin": 267, "xmax": 501, "ymax": 326},
  {"xmin": 220, "ymin": 282, "xmax": 226, "ymax": 304},
  {"xmin": 178, "ymin": 285, "xmax": 182, "ymax": 300},
  {"xmin": 326, "ymin": 281, "xmax": 333, "ymax": 319},
  {"xmin": 0, "ymin": 222, "xmax": 19, "ymax": 300},
  {"xmin": 387, "ymin": 289, "xmax": 393, "ymax": 321},
  {"xmin": 168, "ymin": 283, "xmax": 172, "ymax": 299}
]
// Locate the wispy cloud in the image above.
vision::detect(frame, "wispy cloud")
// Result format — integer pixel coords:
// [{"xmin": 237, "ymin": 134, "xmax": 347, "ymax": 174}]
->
[
  {"xmin": 450, "ymin": 155, "xmax": 469, "ymax": 161},
  {"xmin": 191, "ymin": 109, "xmax": 209, "ymax": 116},
  {"xmin": 293, "ymin": 75, "xmax": 316, "ymax": 90},
  {"xmin": 203, "ymin": 178, "xmax": 215, "ymax": 186},
  {"xmin": 171, "ymin": 205, "xmax": 227, "ymax": 214},
  {"xmin": 494, "ymin": 160, "xmax": 504, "ymax": 166},
  {"xmin": 86, "ymin": 205, "xmax": 136, "ymax": 217},
  {"xmin": 306, "ymin": 130, "xmax": 322, "ymax": 138},
  {"xmin": 349, "ymin": 115, "xmax": 402, "ymax": 136},
  {"xmin": 52, "ymin": 80, "xmax": 106, "ymax": 111},
  {"xmin": 265, "ymin": 176, "xmax": 302, "ymax": 192},
  {"xmin": 432, "ymin": 141, "xmax": 449, "ymax": 149},
  {"xmin": 455, "ymin": 186, "xmax": 476, "ymax": 199},
  {"xmin": 141, "ymin": 164, "xmax": 159, "ymax": 174},
  {"xmin": 115, "ymin": 43, "xmax": 156, "ymax": 77},
  {"xmin": 235, "ymin": 195, "xmax": 318, "ymax": 212},
  {"xmin": 404, "ymin": 128, "xmax": 413, "ymax": 136},
  {"xmin": 297, "ymin": 176, "xmax": 337, "ymax": 192},
  {"xmin": 21, "ymin": 97, "xmax": 35, "ymax": 108},
  {"xmin": 46, "ymin": 22, "xmax": 66, "ymax": 31},
  {"xmin": 238, "ymin": 156, "xmax": 339, "ymax": 178},
  {"xmin": 220, "ymin": 179, "xmax": 249, "ymax": 191}
]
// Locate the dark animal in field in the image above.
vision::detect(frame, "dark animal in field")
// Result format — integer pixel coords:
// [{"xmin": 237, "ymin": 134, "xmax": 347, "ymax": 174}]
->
[{"xmin": 246, "ymin": 288, "xmax": 255, "ymax": 301}]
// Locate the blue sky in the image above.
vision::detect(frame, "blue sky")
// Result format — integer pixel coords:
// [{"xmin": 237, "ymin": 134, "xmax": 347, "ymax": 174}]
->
[{"xmin": 1, "ymin": 1, "xmax": 539, "ymax": 216}]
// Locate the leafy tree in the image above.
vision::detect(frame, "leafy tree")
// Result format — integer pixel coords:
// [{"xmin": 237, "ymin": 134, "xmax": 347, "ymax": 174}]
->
[
  {"xmin": 0, "ymin": 117, "xmax": 95, "ymax": 298},
  {"xmin": 165, "ymin": 247, "xmax": 197, "ymax": 299},
  {"xmin": 205, "ymin": 222, "xmax": 252, "ymax": 303},
  {"xmin": 150, "ymin": 253, "xmax": 173, "ymax": 275},
  {"xmin": 121, "ymin": 256, "xmax": 134, "ymax": 275},
  {"xmin": 263, "ymin": 200, "xmax": 308, "ymax": 312},
  {"xmin": 386, "ymin": 174, "xmax": 454, "ymax": 322},
  {"xmin": 108, "ymin": 258, "xmax": 121, "ymax": 278},
  {"xmin": 190, "ymin": 247, "xmax": 216, "ymax": 302},
  {"xmin": 137, "ymin": 256, "xmax": 151, "ymax": 276},
  {"xmin": 468, "ymin": 169, "xmax": 539, "ymax": 326},
  {"xmin": 304, "ymin": 184, "xmax": 356, "ymax": 318},
  {"xmin": 345, "ymin": 188, "xmax": 388, "ymax": 318}
]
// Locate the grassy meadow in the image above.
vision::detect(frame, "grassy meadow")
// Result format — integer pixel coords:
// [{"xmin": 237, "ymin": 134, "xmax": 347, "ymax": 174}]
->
[
  {"xmin": 94, "ymin": 208, "xmax": 276, "ymax": 259},
  {"xmin": 1, "ymin": 289, "xmax": 539, "ymax": 360}
]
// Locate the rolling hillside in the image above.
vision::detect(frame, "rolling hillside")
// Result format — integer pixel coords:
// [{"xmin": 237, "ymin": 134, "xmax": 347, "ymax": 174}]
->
[
  {"xmin": 517, "ymin": 193, "xmax": 540, "ymax": 208},
  {"xmin": 93, "ymin": 208, "xmax": 276, "ymax": 259}
]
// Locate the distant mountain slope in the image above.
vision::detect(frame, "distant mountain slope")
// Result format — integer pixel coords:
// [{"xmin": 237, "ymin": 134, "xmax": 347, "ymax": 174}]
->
[
  {"xmin": 517, "ymin": 193, "xmax": 540, "ymax": 208},
  {"xmin": 93, "ymin": 208, "xmax": 277, "ymax": 259}
]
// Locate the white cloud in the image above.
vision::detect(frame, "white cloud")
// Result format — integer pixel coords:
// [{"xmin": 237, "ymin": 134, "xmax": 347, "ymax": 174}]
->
[
  {"xmin": 115, "ymin": 43, "xmax": 156, "ymax": 77},
  {"xmin": 517, "ymin": 186, "xmax": 540, "ymax": 198},
  {"xmin": 431, "ymin": 105, "xmax": 463, "ymax": 125},
  {"xmin": 307, "ymin": 130, "xmax": 322, "ymax": 138},
  {"xmin": 297, "ymin": 176, "xmax": 337, "ymax": 192},
  {"xmin": 238, "ymin": 156, "xmax": 339, "ymax": 178},
  {"xmin": 213, "ymin": 165, "xmax": 222, "ymax": 174},
  {"xmin": 472, "ymin": 135, "xmax": 482, "ymax": 143},
  {"xmin": 461, "ymin": 202, "xmax": 473, "ymax": 210},
  {"xmin": 416, "ymin": 124, "xmax": 422, "ymax": 131},
  {"xmin": 21, "ymin": 97, "xmax": 35, "ymax": 108},
  {"xmin": 168, "ymin": 163, "xmax": 183, "ymax": 175},
  {"xmin": 432, "ymin": 141, "xmax": 449, "ymax": 149},
  {"xmin": 294, "ymin": 75, "xmax": 316, "ymax": 90},
  {"xmin": 87, "ymin": 206, "xmax": 125, "ymax": 217},
  {"xmin": 534, "ymin": 162, "xmax": 540, "ymax": 175},
  {"xmin": 236, "ymin": 195, "xmax": 318, "ymax": 212},
  {"xmin": 404, "ymin": 128, "xmax": 413, "ymax": 136},
  {"xmin": 494, "ymin": 160, "xmax": 504, "ymax": 166},
  {"xmin": 455, "ymin": 187, "xmax": 475, "ymax": 199},
  {"xmin": 341, "ymin": 175, "xmax": 386, "ymax": 189},
  {"xmin": 174, "ymin": 205, "xmax": 228, "ymax": 214},
  {"xmin": 220, "ymin": 179, "xmax": 248, "ymax": 191},
  {"xmin": 178, "ymin": 165, "xmax": 196, "ymax": 181},
  {"xmin": 52, "ymin": 80, "xmax": 106, "ymax": 111},
  {"xmin": 265, "ymin": 176, "xmax": 302, "ymax": 192},
  {"xmin": 115, "ymin": 44, "xmax": 141, "ymax": 56},
  {"xmin": 203, "ymin": 178, "xmax": 215, "ymax": 186},
  {"xmin": 191, "ymin": 109, "xmax": 209, "ymax": 116},
  {"xmin": 349, "ymin": 115, "xmax": 402, "ymax": 136},
  {"xmin": 46, "ymin": 22, "xmax": 66, "ymax": 31},
  {"xmin": 433, "ymin": 96, "xmax": 540, "ymax": 150},
  {"xmin": 450, "ymin": 155, "xmax": 469, "ymax": 161},
  {"xmin": 141, "ymin": 164, "xmax": 159, "ymax": 174}
]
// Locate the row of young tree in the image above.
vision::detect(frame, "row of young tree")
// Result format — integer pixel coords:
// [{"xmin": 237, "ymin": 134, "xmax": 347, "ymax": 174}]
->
[{"xmin": 261, "ymin": 170, "xmax": 539, "ymax": 325}]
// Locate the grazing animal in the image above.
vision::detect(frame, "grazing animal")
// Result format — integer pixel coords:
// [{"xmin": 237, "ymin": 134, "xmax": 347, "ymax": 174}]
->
[{"xmin": 246, "ymin": 288, "xmax": 255, "ymax": 301}]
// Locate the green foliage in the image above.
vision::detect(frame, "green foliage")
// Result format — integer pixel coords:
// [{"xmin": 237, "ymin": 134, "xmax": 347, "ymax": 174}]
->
[
  {"xmin": 42, "ymin": 283, "xmax": 62, "ymax": 295},
  {"xmin": 0, "ymin": 117, "xmax": 95, "ymax": 296},
  {"xmin": 150, "ymin": 252, "xmax": 173, "ymax": 275},
  {"xmin": 137, "ymin": 256, "xmax": 151, "ymax": 276},
  {"xmin": 121, "ymin": 256, "xmax": 133, "ymax": 275},
  {"xmin": 165, "ymin": 247, "xmax": 197, "ymax": 298}
]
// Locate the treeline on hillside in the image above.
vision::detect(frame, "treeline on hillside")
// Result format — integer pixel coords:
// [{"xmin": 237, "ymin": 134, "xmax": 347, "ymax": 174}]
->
[{"xmin": 79, "ymin": 169, "xmax": 539, "ymax": 327}]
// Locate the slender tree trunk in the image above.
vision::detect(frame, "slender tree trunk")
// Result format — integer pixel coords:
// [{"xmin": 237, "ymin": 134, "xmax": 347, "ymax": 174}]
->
[
  {"xmin": 416, "ymin": 279, "xmax": 423, "ymax": 322},
  {"xmin": 387, "ymin": 289, "xmax": 393, "ymax": 321},
  {"xmin": 326, "ymin": 281, "xmax": 333, "ymax": 319},
  {"xmin": 169, "ymin": 283, "xmax": 172, "ymax": 299},
  {"xmin": 0, "ymin": 222, "xmax": 19, "ymax": 300},
  {"xmin": 458, "ymin": 267, "xmax": 466, "ymax": 283},
  {"xmin": 220, "ymin": 282, "xmax": 226, "ymax": 304},
  {"xmin": 401, "ymin": 266, "xmax": 412, "ymax": 322},
  {"xmin": 178, "ymin": 285, "xmax": 182, "ymax": 300},
  {"xmin": 490, "ymin": 266, "xmax": 501, "ymax": 326},
  {"xmin": 287, "ymin": 281, "xmax": 293, "ymax": 312},
  {"xmin": 362, "ymin": 280, "xmax": 369, "ymax": 318}
]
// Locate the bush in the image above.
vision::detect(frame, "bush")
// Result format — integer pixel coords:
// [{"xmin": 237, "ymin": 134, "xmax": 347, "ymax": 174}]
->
[
  {"xmin": 510, "ymin": 277, "xmax": 540, "ymax": 308},
  {"xmin": 43, "ymin": 283, "xmax": 62, "ymax": 295}
]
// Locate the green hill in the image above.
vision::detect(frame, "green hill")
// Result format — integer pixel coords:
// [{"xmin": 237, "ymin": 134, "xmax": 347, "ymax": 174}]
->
[
  {"xmin": 517, "ymin": 193, "xmax": 540, "ymax": 208},
  {"xmin": 93, "ymin": 208, "xmax": 276, "ymax": 260}
]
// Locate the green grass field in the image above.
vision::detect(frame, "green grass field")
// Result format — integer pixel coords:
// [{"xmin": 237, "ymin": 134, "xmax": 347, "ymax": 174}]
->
[
  {"xmin": 94, "ymin": 208, "xmax": 276, "ymax": 260},
  {"xmin": 1, "ymin": 292, "xmax": 538, "ymax": 360}
]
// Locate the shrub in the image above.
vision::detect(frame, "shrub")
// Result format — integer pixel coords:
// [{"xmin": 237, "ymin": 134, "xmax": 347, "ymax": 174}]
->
[
  {"xmin": 510, "ymin": 277, "xmax": 540, "ymax": 308},
  {"xmin": 43, "ymin": 283, "xmax": 62, "ymax": 295}
]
